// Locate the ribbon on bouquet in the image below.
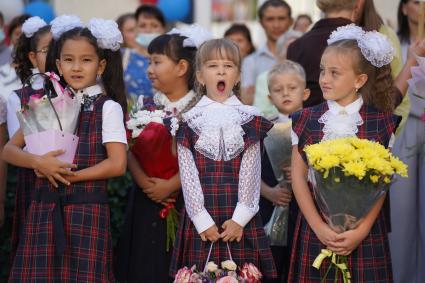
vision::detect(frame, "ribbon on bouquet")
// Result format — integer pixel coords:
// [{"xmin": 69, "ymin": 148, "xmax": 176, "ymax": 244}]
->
[
  {"xmin": 203, "ymin": 242, "xmax": 233, "ymax": 273},
  {"xmin": 312, "ymin": 249, "xmax": 352, "ymax": 283}
]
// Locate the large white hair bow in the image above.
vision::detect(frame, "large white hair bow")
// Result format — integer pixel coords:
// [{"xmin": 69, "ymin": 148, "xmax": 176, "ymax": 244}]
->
[
  {"xmin": 50, "ymin": 14, "xmax": 84, "ymax": 40},
  {"xmin": 88, "ymin": 18, "xmax": 123, "ymax": 51},
  {"xmin": 327, "ymin": 24, "xmax": 395, "ymax": 67},
  {"xmin": 22, "ymin": 16, "xmax": 47, "ymax": 38},
  {"xmin": 168, "ymin": 24, "xmax": 213, "ymax": 48}
]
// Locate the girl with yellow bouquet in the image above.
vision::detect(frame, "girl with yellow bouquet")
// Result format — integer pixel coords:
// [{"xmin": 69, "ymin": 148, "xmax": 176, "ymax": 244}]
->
[{"xmin": 289, "ymin": 24, "xmax": 401, "ymax": 282}]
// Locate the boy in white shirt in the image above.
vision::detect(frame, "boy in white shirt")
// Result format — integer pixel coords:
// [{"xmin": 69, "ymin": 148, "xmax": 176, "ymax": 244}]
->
[{"xmin": 260, "ymin": 60, "xmax": 309, "ymax": 283}]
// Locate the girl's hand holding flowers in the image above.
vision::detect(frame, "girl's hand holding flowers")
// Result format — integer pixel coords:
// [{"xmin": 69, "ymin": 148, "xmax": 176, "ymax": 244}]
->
[
  {"xmin": 200, "ymin": 224, "xmax": 220, "ymax": 242},
  {"xmin": 35, "ymin": 149, "xmax": 76, "ymax": 187},
  {"xmin": 144, "ymin": 177, "xmax": 173, "ymax": 203},
  {"xmin": 329, "ymin": 227, "xmax": 369, "ymax": 256},
  {"xmin": 313, "ymin": 222, "xmax": 339, "ymax": 249},
  {"xmin": 221, "ymin": 219, "xmax": 243, "ymax": 242}
]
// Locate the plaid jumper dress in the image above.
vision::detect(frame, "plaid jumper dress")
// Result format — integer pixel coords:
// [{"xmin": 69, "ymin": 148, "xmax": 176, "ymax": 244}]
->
[
  {"xmin": 170, "ymin": 116, "xmax": 278, "ymax": 279},
  {"xmin": 9, "ymin": 87, "xmax": 40, "ymax": 264},
  {"xmin": 288, "ymin": 102, "xmax": 400, "ymax": 283},
  {"xmin": 9, "ymin": 95, "xmax": 115, "ymax": 282}
]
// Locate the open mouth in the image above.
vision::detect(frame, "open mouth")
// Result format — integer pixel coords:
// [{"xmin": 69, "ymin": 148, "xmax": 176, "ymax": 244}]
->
[
  {"xmin": 217, "ymin": 80, "xmax": 226, "ymax": 92},
  {"xmin": 71, "ymin": 75, "xmax": 84, "ymax": 80}
]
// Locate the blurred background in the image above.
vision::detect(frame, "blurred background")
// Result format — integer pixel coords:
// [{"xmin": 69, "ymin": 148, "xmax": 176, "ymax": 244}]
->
[{"xmin": 0, "ymin": 0, "xmax": 401, "ymax": 48}]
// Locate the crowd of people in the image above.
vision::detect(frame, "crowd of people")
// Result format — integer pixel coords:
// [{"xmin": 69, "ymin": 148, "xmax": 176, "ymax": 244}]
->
[{"xmin": 0, "ymin": 0, "xmax": 423, "ymax": 282}]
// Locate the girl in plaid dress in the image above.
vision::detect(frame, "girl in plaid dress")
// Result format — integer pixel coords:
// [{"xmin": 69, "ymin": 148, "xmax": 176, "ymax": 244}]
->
[
  {"xmin": 5, "ymin": 16, "xmax": 52, "ymax": 265},
  {"xmin": 289, "ymin": 25, "xmax": 400, "ymax": 282},
  {"xmin": 170, "ymin": 39, "xmax": 277, "ymax": 279},
  {"xmin": 3, "ymin": 19, "xmax": 127, "ymax": 282},
  {"xmin": 115, "ymin": 25, "xmax": 211, "ymax": 283}
]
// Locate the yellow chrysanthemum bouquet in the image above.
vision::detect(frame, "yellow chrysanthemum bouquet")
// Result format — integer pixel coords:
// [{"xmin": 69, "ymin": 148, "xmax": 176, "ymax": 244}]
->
[{"xmin": 304, "ymin": 137, "xmax": 407, "ymax": 283}]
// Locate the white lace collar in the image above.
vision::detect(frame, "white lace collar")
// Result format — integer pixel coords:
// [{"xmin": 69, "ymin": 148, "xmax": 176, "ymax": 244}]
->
[
  {"xmin": 319, "ymin": 96, "xmax": 364, "ymax": 141},
  {"xmin": 153, "ymin": 90, "xmax": 196, "ymax": 114},
  {"xmin": 72, "ymin": 84, "xmax": 103, "ymax": 105},
  {"xmin": 183, "ymin": 95, "xmax": 260, "ymax": 161}
]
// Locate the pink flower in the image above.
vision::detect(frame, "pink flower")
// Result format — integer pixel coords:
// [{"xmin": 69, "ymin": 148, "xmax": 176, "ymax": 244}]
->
[
  {"xmin": 174, "ymin": 266, "xmax": 193, "ymax": 283},
  {"xmin": 239, "ymin": 263, "xmax": 262, "ymax": 283},
  {"xmin": 216, "ymin": 275, "xmax": 238, "ymax": 283},
  {"xmin": 421, "ymin": 111, "xmax": 425, "ymax": 123}
]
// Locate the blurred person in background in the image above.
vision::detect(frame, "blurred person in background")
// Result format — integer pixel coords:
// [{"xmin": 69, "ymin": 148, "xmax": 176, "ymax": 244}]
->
[
  {"xmin": 0, "ymin": 14, "xmax": 30, "ymax": 102},
  {"xmin": 287, "ymin": 0, "xmax": 356, "ymax": 107},
  {"xmin": 224, "ymin": 23, "xmax": 255, "ymax": 60},
  {"xmin": 0, "ymin": 11, "xmax": 11, "ymax": 66},
  {"xmin": 117, "ymin": 13, "xmax": 137, "ymax": 49},
  {"xmin": 386, "ymin": 1, "xmax": 425, "ymax": 282},
  {"xmin": 293, "ymin": 14, "xmax": 313, "ymax": 33},
  {"xmin": 124, "ymin": 5, "xmax": 166, "ymax": 107},
  {"xmin": 241, "ymin": 0, "xmax": 293, "ymax": 105}
]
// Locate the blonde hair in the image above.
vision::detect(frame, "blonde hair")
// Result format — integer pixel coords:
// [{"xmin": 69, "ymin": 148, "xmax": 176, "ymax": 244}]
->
[
  {"xmin": 195, "ymin": 38, "xmax": 242, "ymax": 97},
  {"xmin": 267, "ymin": 60, "xmax": 307, "ymax": 90},
  {"xmin": 316, "ymin": 0, "xmax": 356, "ymax": 13},
  {"xmin": 325, "ymin": 40, "xmax": 395, "ymax": 112}
]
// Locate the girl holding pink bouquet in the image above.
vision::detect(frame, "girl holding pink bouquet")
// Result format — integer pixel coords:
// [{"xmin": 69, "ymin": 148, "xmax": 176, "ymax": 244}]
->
[
  {"xmin": 2, "ymin": 18, "xmax": 127, "ymax": 282},
  {"xmin": 170, "ymin": 38, "xmax": 277, "ymax": 280},
  {"xmin": 289, "ymin": 24, "xmax": 401, "ymax": 282},
  {"xmin": 115, "ymin": 24, "xmax": 212, "ymax": 283}
]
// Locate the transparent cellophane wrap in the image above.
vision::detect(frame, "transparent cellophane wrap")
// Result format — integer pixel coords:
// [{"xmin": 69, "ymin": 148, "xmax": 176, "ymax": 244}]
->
[
  {"xmin": 310, "ymin": 167, "xmax": 388, "ymax": 233},
  {"xmin": 263, "ymin": 121, "xmax": 292, "ymax": 246},
  {"xmin": 17, "ymin": 73, "xmax": 80, "ymax": 163}
]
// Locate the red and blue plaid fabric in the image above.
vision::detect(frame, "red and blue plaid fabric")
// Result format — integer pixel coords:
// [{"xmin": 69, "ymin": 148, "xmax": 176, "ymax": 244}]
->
[
  {"xmin": 170, "ymin": 116, "xmax": 278, "ymax": 279},
  {"xmin": 9, "ymin": 87, "xmax": 38, "ymax": 267},
  {"xmin": 9, "ymin": 95, "xmax": 115, "ymax": 282},
  {"xmin": 288, "ymin": 102, "xmax": 400, "ymax": 282}
]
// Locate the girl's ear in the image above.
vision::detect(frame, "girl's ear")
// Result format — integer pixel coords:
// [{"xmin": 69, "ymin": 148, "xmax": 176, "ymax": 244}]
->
[
  {"xmin": 28, "ymin": 52, "xmax": 37, "ymax": 68},
  {"xmin": 355, "ymin": 73, "xmax": 368, "ymax": 90},
  {"xmin": 97, "ymin": 59, "xmax": 107, "ymax": 75},
  {"xmin": 196, "ymin": 70, "xmax": 205, "ymax": 85},
  {"xmin": 302, "ymin": 88, "xmax": 311, "ymax": 101},
  {"xmin": 177, "ymin": 59, "xmax": 189, "ymax": 78},
  {"xmin": 56, "ymin": 59, "xmax": 62, "ymax": 76}
]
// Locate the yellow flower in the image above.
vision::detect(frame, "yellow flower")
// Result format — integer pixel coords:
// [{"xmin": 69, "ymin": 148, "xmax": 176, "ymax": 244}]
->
[
  {"xmin": 303, "ymin": 137, "xmax": 408, "ymax": 183},
  {"xmin": 384, "ymin": 176, "xmax": 392, "ymax": 184},
  {"xmin": 343, "ymin": 161, "xmax": 367, "ymax": 179},
  {"xmin": 390, "ymin": 156, "xmax": 408, "ymax": 177},
  {"xmin": 369, "ymin": 175, "xmax": 380, "ymax": 183}
]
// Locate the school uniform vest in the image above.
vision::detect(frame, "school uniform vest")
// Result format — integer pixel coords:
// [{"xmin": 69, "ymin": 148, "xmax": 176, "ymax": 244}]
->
[{"xmin": 9, "ymin": 95, "xmax": 115, "ymax": 283}]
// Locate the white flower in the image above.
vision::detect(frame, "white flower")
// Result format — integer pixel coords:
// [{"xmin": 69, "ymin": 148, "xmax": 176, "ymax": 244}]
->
[
  {"xmin": 137, "ymin": 95, "xmax": 144, "ymax": 109},
  {"xmin": 88, "ymin": 18, "xmax": 123, "ymax": 51},
  {"xmin": 358, "ymin": 31, "xmax": 395, "ymax": 67},
  {"xmin": 168, "ymin": 24, "xmax": 213, "ymax": 48},
  {"xmin": 22, "ymin": 16, "xmax": 47, "ymax": 38},
  {"xmin": 221, "ymin": 260, "xmax": 237, "ymax": 271},
  {"xmin": 131, "ymin": 128, "xmax": 143, "ymax": 139},
  {"xmin": 327, "ymin": 24, "xmax": 365, "ymax": 45},
  {"xmin": 126, "ymin": 119, "xmax": 138, "ymax": 130},
  {"xmin": 50, "ymin": 14, "xmax": 83, "ymax": 40},
  {"xmin": 206, "ymin": 261, "xmax": 218, "ymax": 272},
  {"xmin": 151, "ymin": 116, "xmax": 163, "ymax": 124}
]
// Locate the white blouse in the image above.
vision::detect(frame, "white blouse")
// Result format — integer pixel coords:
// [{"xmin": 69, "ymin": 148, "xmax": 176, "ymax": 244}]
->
[
  {"xmin": 291, "ymin": 97, "xmax": 364, "ymax": 145},
  {"xmin": 291, "ymin": 97, "xmax": 396, "ymax": 147},
  {"xmin": 73, "ymin": 84, "xmax": 127, "ymax": 145},
  {"xmin": 178, "ymin": 95, "xmax": 262, "ymax": 233}
]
